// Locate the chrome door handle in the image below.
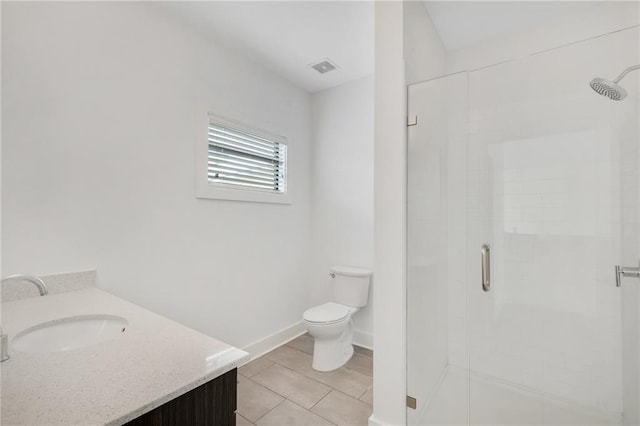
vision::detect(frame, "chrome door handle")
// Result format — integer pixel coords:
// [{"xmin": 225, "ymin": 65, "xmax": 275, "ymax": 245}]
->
[
  {"xmin": 481, "ymin": 244, "xmax": 490, "ymax": 292},
  {"xmin": 615, "ymin": 260, "xmax": 640, "ymax": 287}
]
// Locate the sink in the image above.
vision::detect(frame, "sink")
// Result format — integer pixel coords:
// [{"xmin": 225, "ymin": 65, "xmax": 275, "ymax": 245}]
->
[{"xmin": 13, "ymin": 315, "xmax": 128, "ymax": 353}]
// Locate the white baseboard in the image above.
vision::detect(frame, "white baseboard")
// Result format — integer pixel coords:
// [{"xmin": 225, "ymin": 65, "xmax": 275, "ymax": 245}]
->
[
  {"xmin": 353, "ymin": 329, "xmax": 373, "ymax": 350},
  {"xmin": 242, "ymin": 321, "xmax": 307, "ymax": 362},
  {"xmin": 368, "ymin": 414, "xmax": 386, "ymax": 426}
]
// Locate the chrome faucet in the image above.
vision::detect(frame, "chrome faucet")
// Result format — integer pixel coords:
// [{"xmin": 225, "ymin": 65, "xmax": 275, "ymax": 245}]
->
[
  {"xmin": 1, "ymin": 274, "xmax": 49, "ymax": 296},
  {"xmin": 0, "ymin": 274, "xmax": 48, "ymax": 362},
  {"xmin": 0, "ymin": 274, "xmax": 48, "ymax": 363}
]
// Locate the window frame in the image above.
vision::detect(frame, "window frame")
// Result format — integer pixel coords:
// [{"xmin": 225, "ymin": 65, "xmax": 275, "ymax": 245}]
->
[{"xmin": 195, "ymin": 110, "xmax": 291, "ymax": 204}]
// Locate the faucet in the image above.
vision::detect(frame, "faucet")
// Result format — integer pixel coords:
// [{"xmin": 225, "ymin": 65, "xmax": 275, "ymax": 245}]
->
[
  {"xmin": 0, "ymin": 274, "xmax": 49, "ymax": 362},
  {"xmin": 1, "ymin": 274, "xmax": 48, "ymax": 296}
]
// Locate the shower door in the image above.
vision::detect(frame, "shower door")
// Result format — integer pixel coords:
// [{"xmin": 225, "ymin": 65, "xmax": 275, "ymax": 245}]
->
[
  {"xmin": 466, "ymin": 26, "xmax": 639, "ymax": 425},
  {"xmin": 407, "ymin": 24, "xmax": 640, "ymax": 426}
]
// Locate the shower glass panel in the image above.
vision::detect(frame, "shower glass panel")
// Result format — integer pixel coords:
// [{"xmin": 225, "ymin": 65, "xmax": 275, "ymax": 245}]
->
[
  {"xmin": 407, "ymin": 24, "xmax": 640, "ymax": 426},
  {"xmin": 407, "ymin": 72, "xmax": 469, "ymax": 425}
]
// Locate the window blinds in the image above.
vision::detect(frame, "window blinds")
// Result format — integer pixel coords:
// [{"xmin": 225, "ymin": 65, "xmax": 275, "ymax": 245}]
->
[{"xmin": 207, "ymin": 120, "xmax": 287, "ymax": 193}]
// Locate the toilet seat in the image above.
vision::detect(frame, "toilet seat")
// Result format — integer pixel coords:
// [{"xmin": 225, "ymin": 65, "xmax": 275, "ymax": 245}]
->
[{"xmin": 303, "ymin": 302, "xmax": 355, "ymax": 324}]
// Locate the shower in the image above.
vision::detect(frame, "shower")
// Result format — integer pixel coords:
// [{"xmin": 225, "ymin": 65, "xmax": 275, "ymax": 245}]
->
[
  {"xmin": 590, "ymin": 64, "xmax": 640, "ymax": 100},
  {"xmin": 408, "ymin": 20, "xmax": 640, "ymax": 425}
]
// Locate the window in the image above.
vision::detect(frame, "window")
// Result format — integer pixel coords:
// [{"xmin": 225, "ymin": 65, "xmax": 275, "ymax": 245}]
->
[{"xmin": 196, "ymin": 113, "xmax": 290, "ymax": 203}]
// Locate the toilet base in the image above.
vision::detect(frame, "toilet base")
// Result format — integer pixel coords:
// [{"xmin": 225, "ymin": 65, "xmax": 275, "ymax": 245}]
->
[{"xmin": 308, "ymin": 319, "xmax": 355, "ymax": 372}]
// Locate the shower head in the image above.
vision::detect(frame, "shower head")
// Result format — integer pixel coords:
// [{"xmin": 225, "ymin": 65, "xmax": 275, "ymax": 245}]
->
[
  {"xmin": 590, "ymin": 64, "xmax": 640, "ymax": 101},
  {"xmin": 590, "ymin": 78, "xmax": 627, "ymax": 100}
]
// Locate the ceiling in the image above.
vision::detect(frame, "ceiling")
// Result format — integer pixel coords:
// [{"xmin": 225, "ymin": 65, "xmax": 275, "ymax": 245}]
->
[
  {"xmin": 155, "ymin": 1, "xmax": 374, "ymax": 93},
  {"xmin": 154, "ymin": 2, "xmax": 602, "ymax": 93},
  {"xmin": 423, "ymin": 1, "xmax": 601, "ymax": 51}
]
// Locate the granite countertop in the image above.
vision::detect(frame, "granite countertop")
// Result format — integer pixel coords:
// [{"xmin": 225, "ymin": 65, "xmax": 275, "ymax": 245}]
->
[{"xmin": 1, "ymin": 288, "xmax": 250, "ymax": 425}]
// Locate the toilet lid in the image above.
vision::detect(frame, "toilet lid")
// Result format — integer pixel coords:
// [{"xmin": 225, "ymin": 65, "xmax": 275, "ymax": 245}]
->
[{"xmin": 303, "ymin": 302, "xmax": 351, "ymax": 323}]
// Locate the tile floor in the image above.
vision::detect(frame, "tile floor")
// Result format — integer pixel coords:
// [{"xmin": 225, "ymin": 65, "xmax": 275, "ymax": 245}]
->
[{"xmin": 237, "ymin": 333, "xmax": 373, "ymax": 426}]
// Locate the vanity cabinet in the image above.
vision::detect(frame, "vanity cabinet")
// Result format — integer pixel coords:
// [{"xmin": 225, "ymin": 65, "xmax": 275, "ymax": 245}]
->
[{"xmin": 125, "ymin": 368, "xmax": 237, "ymax": 426}]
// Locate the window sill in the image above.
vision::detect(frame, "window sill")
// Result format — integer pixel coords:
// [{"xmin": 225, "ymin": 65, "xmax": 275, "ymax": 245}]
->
[{"xmin": 195, "ymin": 183, "xmax": 291, "ymax": 204}]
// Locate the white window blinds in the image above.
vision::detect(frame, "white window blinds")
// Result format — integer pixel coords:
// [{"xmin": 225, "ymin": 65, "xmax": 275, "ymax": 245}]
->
[{"xmin": 207, "ymin": 119, "xmax": 287, "ymax": 193}]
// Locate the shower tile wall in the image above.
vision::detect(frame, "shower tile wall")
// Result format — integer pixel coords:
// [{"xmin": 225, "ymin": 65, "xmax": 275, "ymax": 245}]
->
[{"xmin": 445, "ymin": 26, "xmax": 640, "ymax": 416}]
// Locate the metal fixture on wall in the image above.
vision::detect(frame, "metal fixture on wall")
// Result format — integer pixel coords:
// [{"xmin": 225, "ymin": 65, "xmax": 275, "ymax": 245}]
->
[
  {"xmin": 590, "ymin": 64, "xmax": 640, "ymax": 100},
  {"xmin": 481, "ymin": 244, "xmax": 490, "ymax": 292},
  {"xmin": 615, "ymin": 261, "xmax": 640, "ymax": 287}
]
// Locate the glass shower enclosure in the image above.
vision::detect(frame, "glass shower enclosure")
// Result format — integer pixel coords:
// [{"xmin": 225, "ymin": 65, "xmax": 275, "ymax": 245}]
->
[{"xmin": 407, "ymin": 22, "xmax": 640, "ymax": 425}]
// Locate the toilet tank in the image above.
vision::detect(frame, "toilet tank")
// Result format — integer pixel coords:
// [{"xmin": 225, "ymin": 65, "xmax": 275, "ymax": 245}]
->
[{"xmin": 331, "ymin": 266, "xmax": 372, "ymax": 308}]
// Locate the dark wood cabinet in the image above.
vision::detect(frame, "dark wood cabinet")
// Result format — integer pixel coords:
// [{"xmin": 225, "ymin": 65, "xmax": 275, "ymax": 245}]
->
[{"xmin": 125, "ymin": 368, "xmax": 237, "ymax": 426}]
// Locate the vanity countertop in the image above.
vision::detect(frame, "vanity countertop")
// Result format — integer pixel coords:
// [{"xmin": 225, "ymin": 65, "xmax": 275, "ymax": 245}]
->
[{"xmin": 1, "ymin": 288, "xmax": 250, "ymax": 425}]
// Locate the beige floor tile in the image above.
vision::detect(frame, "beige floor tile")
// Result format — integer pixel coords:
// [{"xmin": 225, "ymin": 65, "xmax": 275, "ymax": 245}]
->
[
  {"xmin": 286, "ymin": 333, "xmax": 315, "ymax": 355},
  {"xmin": 237, "ymin": 413, "xmax": 254, "ymax": 426},
  {"xmin": 305, "ymin": 365, "xmax": 372, "ymax": 399},
  {"xmin": 256, "ymin": 400, "xmax": 334, "ymax": 426},
  {"xmin": 266, "ymin": 345, "xmax": 371, "ymax": 398},
  {"xmin": 311, "ymin": 390, "xmax": 373, "ymax": 426},
  {"xmin": 353, "ymin": 345, "xmax": 373, "ymax": 358},
  {"xmin": 240, "ymin": 356, "xmax": 275, "ymax": 378},
  {"xmin": 252, "ymin": 364, "xmax": 331, "ymax": 409},
  {"xmin": 266, "ymin": 345, "xmax": 313, "ymax": 372},
  {"xmin": 343, "ymin": 353, "xmax": 373, "ymax": 377},
  {"xmin": 359, "ymin": 386, "xmax": 373, "ymax": 405},
  {"xmin": 237, "ymin": 375, "xmax": 285, "ymax": 423}
]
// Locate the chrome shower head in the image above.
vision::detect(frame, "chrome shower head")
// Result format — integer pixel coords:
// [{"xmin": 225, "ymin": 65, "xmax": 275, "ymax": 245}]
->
[
  {"xmin": 590, "ymin": 64, "xmax": 640, "ymax": 101},
  {"xmin": 590, "ymin": 78, "xmax": 627, "ymax": 100}
]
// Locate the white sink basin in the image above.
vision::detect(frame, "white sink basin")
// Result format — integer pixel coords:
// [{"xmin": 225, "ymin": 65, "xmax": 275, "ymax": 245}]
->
[{"xmin": 13, "ymin": 314, "xmax": 128, "ymax": 353}]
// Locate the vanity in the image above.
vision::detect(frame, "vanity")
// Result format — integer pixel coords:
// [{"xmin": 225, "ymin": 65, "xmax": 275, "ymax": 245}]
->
[{"xmin": 1, "ymin": 287, "xmax": 249, "ymax": 425}]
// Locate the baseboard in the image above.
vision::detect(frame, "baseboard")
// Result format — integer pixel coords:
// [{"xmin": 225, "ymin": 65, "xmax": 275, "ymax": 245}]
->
[
  {"xmin": 368, "ymin": 414, "xmax": 386, "ymax": 426},
  {"xmin": 353, "ymin": 329, "xmax": 373, "ymax": 350},
  {"xmin": 242, "ymin": 321, "xmax": 306, "ymax": 362}
]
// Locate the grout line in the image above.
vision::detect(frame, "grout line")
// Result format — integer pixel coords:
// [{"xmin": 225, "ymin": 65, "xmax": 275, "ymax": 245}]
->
[
  {"xmin": 285, "ymin": 397, "xmax": 338, "ymax": 426},
  {"xmin": 239, "ymin": 358, "xmax": 274, "ymax": 379},
  {"xmin": 332, "ymin": 387, "xmax": 372, "ymax": 406},
  {"xmin": 251, "ymin": 398, "xmax": 286, "ymax": 425},
  {"xmin": 240, "ymin": 374, "xmax": 290, "ymax": 403},
  {"xmin": 247, "ymin": 368, "xmax": 294, "ymax": 401},
  {"xmin": 252, "ymin": 342, "xmax": 372, "ymax": 422},
  {"xmin": 355, "ymin": 386, "xmax": 368, "ymax": 400},
  {"xmin": 308, "ymin": 388, "xmax": 333, "ymax": 411},
  {"xmin": 310, "ymin": 388, "xmax": 373, "ymax": 424},
  {"xmin": 251, "ymin": 363, "xmax": 334, "ymax": 411},
  {"xmin": 266, "ymin": 346, "xmax": 373, "ymax": 399},
  {"xmin": 236, "ymin": 413, "xmax": 255, "ymax": 426}
]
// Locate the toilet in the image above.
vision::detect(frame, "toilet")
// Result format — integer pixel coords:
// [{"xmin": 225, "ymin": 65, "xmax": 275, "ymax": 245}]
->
[{"xmin": 303, "ymin": 266, "xmax": 372, "ymax": 372}]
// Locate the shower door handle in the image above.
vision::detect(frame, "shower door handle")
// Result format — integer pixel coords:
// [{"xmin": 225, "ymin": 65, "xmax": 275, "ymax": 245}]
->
[
  {"xmin": 615, "ymin": 260, "xmax": 640, "ymax": 287},
  {"xmin": 481, "ymin": 244, "xmax": 490, "ymax": 292}
]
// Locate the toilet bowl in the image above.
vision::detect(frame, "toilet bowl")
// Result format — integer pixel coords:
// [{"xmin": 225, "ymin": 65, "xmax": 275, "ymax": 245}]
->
[
  {"xmin": 303, "ymin": 302, "xmax": 358, "ymax": 371},
  {"xmin": 303, "ymin": 266, "xmax": 372, "ymax": 372}
]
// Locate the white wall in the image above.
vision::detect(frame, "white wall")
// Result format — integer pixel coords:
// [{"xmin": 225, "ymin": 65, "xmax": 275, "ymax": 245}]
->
[
  {"xmin": 1, "ymin": 2, "xmax": 312, "ymax": 350},
  {"xmin": 371, "ymin": 2, "xmax": 407, "ymax": 426},
  {"xmin": 310, "ymin": 76, "xmax": 374, "ymax": 348},
  {"xmin": 403, "ymin": 0, "xmax": 447, "ymax": 86}
]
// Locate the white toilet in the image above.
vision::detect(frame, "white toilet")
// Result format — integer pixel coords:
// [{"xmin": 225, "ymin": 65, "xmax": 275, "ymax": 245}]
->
[{"xmin": 303, "ymin": 266, "xmax": 372, "ymax": 372}]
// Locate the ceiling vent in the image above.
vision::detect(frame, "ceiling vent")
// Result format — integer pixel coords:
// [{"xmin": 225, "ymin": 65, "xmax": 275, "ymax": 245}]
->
[{"xmin": 311, "ymin": 59, "xmax": 338, "ymax": 74}]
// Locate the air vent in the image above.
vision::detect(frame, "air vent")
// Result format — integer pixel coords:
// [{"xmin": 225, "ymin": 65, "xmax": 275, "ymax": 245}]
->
[{"xmin": 311, "ymin": 59, "xmax": 337, "ymax": 74}]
